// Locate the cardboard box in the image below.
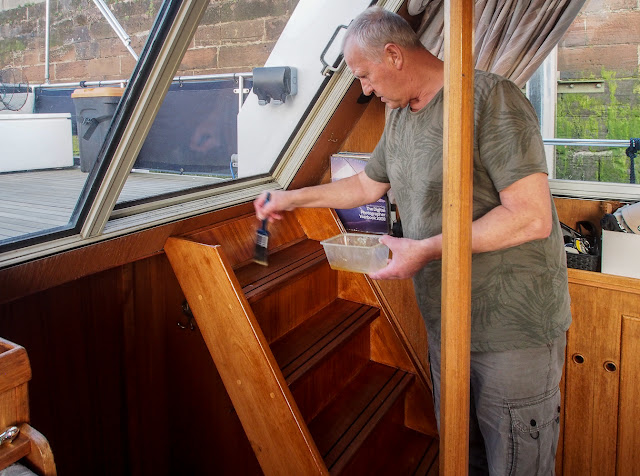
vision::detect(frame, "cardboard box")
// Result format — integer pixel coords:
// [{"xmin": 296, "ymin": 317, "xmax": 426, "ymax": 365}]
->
[
  {"xmin": 330, "ymin": 153, "xmax": 389, "ymax": 234},
  {"xmin": 601, "ymin": 230, "xmax": 640, "ymax": 279}
]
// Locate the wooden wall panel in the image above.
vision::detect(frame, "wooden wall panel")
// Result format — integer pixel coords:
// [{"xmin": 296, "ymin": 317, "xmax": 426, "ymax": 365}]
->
[
  {"xmin": 370, "ymin": 315, "xmax": 414, "ymax": 373},
  {"xmin": 0, "ymin": 267, "xmax": 130, "ymax": 475},
  {"xmin": 373, "ymin": 280, "xmax": 429, "ymax": 374},
  {"xmin": 0, "ymin": 252, "xmax": 262, "ymax": 476},
  {"xmin": 554, "ymin": 197, "xmax": 622, "ymax": 233},
  {"xmin": 340, "ymin": 97, "xmax": 386, "ymax": 154},
  {"xmin": 187, "ymin": 211, "xmax": 306, "ymax": 268}
]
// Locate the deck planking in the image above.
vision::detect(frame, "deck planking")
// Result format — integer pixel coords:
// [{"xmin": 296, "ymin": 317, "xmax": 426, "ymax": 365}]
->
[{"xmin": 0, "ymin": 168, "xmax": 226, "ymax": 240}]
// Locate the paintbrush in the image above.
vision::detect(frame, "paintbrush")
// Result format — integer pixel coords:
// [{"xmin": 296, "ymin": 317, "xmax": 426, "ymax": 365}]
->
[{"xmin": 253, "ymin": 192, "xmax": 271, "ymax": 266}]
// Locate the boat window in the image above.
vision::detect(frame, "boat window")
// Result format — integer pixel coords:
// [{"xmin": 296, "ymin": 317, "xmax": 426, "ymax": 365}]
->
[
  {"xmin": 0, "ymin": 0, "xmax": 389, "ymax": 266},
  {"xmin": 532, "ymin": 0, "xmax": 640, "ymax": 201}
]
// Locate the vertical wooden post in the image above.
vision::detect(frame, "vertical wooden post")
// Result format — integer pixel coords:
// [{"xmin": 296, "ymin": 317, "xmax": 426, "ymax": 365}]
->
[{"xmin": 441, "ymin": 0, "xmax": 474, "ymax": 474}]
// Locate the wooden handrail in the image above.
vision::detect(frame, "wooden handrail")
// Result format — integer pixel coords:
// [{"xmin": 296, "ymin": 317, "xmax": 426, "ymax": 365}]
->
[{"xmin": 441, "ymin": 0, "xmax": 474, "ymax": 474}]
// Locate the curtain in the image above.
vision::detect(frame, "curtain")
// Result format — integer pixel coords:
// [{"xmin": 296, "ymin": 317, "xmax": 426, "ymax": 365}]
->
[{"xmin": 407, "ymin": 0, "xmax": 587, "ymax": 87}]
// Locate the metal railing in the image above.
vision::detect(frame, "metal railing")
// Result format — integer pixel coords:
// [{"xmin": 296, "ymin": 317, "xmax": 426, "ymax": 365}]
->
[{"xmin": 543, "ymin": 138, "xmax": 630, "ymax": 147}]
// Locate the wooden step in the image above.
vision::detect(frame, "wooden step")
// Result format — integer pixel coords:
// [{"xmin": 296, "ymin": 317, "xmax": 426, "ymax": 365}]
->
[
  {"xmin": 307, "ymin": 361, "xmax": 415, "ymax": 474},
  {"xmin": 235, "ymin": 238, "xmax": 339, "ymax": 343},
  {"xmin": 234, "ymin": 239, "xmax": 326, "ymax": 302},
  {"xmin": 271, "ymin": 299, "xmax": 380, "ymax": 385},
  {"xmin": 337, "ymin": 403, "xmax": 439, "ymax": 476},
  {"xmin": 271, "ymin": 299, "xmax": 379, "ymax": 422}
]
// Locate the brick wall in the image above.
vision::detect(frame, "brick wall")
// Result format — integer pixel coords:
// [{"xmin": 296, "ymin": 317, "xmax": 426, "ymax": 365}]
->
[
  {"xmin": 556, "ymin": 0, "xmax": 640, "ymax": 180},
  {"xmin": 0, "ymin": 0, "xmax": 637, "ymax": 90},
  {"xmin": 0, "ymin": 0, "xmax": 299, "ymax": 85},
  {"xmin": 559, "ymin": 0, "xmax": 640, "ymax": 80}
]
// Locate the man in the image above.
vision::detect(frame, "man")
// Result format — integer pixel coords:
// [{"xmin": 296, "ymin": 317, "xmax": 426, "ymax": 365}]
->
[{"xmin": 254, "ymin": 6, "xmax": 571, "ymax": 475}]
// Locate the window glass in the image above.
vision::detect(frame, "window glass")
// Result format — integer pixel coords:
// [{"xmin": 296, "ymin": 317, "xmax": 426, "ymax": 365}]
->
[
  {"xmin": 113, "ymin": 0, "xmax": 364, "ymax": 214},
  {"xmin": 552, "ymin": 0, "xmax": 640, "ymax": 186},
  {"xmin": 0, "ymin": 0, "xmax": 153, "ymax": 244}
]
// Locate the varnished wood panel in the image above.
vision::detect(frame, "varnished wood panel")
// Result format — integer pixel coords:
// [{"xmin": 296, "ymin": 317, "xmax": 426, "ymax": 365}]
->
[
  {"xmin": 405, "ymin": 381, "xmax": 439, "ymax": 437},
  {"xmin": 554, "ymin": 197, "xmax": 622, "ymax": 234},
  {"xmin": 617, "ymin": 315, "xmax": 640, "ymax": 476},
  {"xmin": 373, "ymin": 279, "xmax": 429, "ymax": 376},
  {"xmin": 0, "ymin": 267, "xmax": 130, "ymax": 475},
  {"xmin": 0, "ymin": 384, "xmax": 29, "ymax": 432},
  {"xmin": 370, "ymin": 314, "xmax": 414, "ymax": 373},
  {"xmin": 151, "ymin": 252, "xmax": 262, "ymax": 476},
  {"xmin": 294, "ymin": 207, "xmax": 344, "ymax": 242},
  {"xmin": 123, "ymin": 257, "xmax": 170, "ymax": 476},
  {"xmin": 340, "ymin": 97, "xmax": 386, "ymax": 153},
  {"xmin": 187, "ymin": 211, "xmax": 306, "ymax": 268},
  {"xmin": 562, "ymin": 280, "xmax": 629, "ymax": 475},
  {"xmin": 338, "ymin": 272, "xmax": 379, "ymax": 307}
]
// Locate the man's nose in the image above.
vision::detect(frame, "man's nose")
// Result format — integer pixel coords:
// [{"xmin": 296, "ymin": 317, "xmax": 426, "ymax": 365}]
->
[{"xmin": 360, "ymin": 79, "xmax": 373, "ymax": 96}]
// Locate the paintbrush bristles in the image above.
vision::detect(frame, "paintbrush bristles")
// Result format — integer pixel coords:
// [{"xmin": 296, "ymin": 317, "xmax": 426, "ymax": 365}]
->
[
  {"xmin": 253, "ymin": 229, "xmax": 269, "ymax": 266},
  {"xmin": 253, "ymin": 192, "xmax": 271, "ymax": 266}
]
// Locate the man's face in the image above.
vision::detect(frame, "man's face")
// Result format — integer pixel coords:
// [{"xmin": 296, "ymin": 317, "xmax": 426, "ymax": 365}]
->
[{"xmin": 344, "ymin": 40, "xmax": 406, "ymax": 109}]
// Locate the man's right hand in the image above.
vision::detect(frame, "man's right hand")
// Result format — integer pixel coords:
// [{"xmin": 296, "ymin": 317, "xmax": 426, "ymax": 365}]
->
[{"xmin": 254, "ymin": 190, "xmax": 289, "ymax": 222}]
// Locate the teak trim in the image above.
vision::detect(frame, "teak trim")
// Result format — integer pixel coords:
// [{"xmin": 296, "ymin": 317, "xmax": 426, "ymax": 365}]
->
[{"xmin": 441, "ymin": 1, "xmax": 474, "ymax": 474}]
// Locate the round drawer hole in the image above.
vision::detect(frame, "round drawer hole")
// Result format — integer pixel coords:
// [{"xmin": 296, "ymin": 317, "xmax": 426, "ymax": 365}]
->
[
  {"xmin": 604, "ymin": 361, "xmax": 617, "ymax": 372},
  {"xmin": 572, "ymin": 353, "xmax": 585, "ymax": 364}
]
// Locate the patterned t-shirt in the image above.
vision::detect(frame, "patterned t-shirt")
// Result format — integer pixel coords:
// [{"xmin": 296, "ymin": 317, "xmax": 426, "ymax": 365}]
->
[{"xmin": 365, "ymin": 70, "xmax": 571, "ymax": 352}]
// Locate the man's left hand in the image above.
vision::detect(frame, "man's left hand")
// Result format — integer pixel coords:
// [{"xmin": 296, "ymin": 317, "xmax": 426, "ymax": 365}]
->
[{"xmin": 368, "ymin": 235, "xmax": 437, "ymax": 280}]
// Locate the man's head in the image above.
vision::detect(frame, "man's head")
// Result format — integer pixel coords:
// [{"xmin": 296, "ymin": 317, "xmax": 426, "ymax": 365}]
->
[
  {"xmin": 343, "ymin": 7, "xmax": 423, "ymax": 63},
  {"xmin": 342, "ymin": 7, "xmax": 426, "ymax": 109}
]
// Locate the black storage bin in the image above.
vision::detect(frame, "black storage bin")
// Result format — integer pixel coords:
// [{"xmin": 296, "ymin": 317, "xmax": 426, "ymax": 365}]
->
[
  {"xmin": 71, "ymin": 87, "xmax": 124, "ymax": 172},
  {"xmin": 566, "ymin": 252, "xmax": 600, "ymax": 271},
  {"xmin": 563, "ymin": 221, "xmax": 601, "ymax": 272}
]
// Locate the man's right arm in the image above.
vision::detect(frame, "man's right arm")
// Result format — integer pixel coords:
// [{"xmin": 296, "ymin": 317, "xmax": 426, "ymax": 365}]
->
[{"xmin": 254, "ymin": 171, "xmax": 390, "ymax": 222}]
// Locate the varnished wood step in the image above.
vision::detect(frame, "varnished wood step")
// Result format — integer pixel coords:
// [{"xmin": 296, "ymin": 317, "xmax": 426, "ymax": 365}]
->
[
  {"xmin": 307, "ymin": 361, "xmax": 415, "ymax": 473},
  {"xmin": 338, "ymin": 417, "xmax": 439, "ymax": 476},
  {"xmin": 271, "ymin": 299, "xmax": 380, "ymax": 386},
  {"xmin": 234, "ymin": 239, "xmax": 326, "ymax": 302}
]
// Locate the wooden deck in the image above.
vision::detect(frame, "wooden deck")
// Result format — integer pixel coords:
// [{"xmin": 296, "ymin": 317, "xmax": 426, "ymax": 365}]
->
[{"xmin": 0, "ymin": 168, "xmax": 226, "ymax": 240}]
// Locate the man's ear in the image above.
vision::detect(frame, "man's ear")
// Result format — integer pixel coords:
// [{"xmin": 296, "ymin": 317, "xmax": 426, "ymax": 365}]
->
[{"xmin": 384, "ymin": 43, "xmax": 403, "ymax": 69}]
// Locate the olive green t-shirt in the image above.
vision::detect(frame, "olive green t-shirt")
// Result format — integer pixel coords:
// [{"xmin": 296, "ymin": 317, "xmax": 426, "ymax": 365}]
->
[{"xmin": 365, "ymin": 71, "xmax": 571, "ymax": 352}]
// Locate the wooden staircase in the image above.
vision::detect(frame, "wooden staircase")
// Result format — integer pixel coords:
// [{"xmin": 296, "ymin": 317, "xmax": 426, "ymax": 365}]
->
[{"xmin": 164, "ymin": 208, "xmax": 439, "ymax": 475}]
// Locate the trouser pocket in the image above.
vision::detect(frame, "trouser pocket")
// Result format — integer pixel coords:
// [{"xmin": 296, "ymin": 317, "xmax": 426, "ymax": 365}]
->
[{"xmin": 507, "ymin": 387, "xmax": 561, "ymax": 476}]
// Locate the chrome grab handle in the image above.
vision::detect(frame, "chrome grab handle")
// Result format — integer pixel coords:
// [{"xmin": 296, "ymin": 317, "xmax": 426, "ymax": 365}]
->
[
  {"xmin": 0, "ymin": 426, "xmax": 19, "ymax": 446},
  {"xmin": 320, "ymin": 24, "xmax": 349, "ymax": 76}
]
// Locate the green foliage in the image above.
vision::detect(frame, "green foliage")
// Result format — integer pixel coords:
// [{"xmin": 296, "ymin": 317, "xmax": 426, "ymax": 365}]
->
[
  {"xmin": 0, "ymin": 38, "xmax": 27, "ymax": 57},
  {"xmin": 147, "ymin": 0, "xmax": 155, "ymax": 18},
  {"xmin": 555, "ymin": 69, "xmax": 640, "ymax": 183}
]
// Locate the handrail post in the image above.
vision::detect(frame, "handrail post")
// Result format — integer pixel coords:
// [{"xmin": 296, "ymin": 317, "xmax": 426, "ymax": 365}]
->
[{"xmin": 441, "ymin": 0, "xmax": 474, "ymax": 474}]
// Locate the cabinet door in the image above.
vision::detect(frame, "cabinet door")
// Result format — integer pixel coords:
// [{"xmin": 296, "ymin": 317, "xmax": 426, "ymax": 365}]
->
[
  {"xmin": 618, "ymin": 315, "xmax": 640, "ymax": 476},
  {"xmin": 563, "ymin": 281, "xmax": 627, "ymax": 475}
]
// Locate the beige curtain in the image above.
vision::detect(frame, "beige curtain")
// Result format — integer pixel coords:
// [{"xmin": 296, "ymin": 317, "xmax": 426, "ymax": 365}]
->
[{"xmin": 407, "ymin": 0, "xmax": 587, "ymax": 87}]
